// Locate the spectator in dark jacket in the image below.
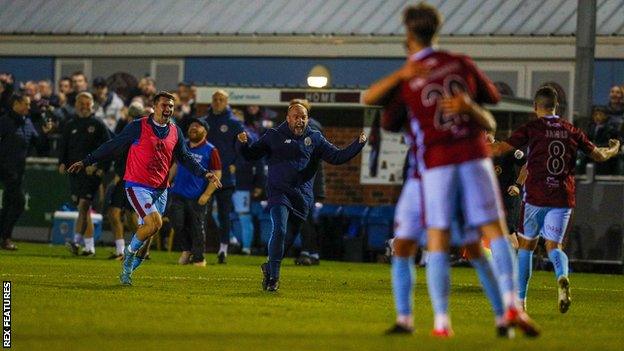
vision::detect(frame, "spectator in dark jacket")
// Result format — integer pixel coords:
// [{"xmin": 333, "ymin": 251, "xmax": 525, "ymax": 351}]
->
[
  {"xmin": 233, "ymin": 122, "xmax": 266, "ymax": 255},
  {"xmin": 59, "ymin": 92, "xmax": 111, "ymax": 256},
  {"xmin": 588, "ymin": 106, "xmax": 620, "ymax": 174},
  {"xmin": 173, "ymin": 82, "xmax": 196, "ymax": 136},
  {"xmin": 295, "ymin": 113, "xmax": 326, "ymax": 266},
  {"xmin": 0, "ymin": 94, "xmax": 53, "ymax": 250},
  {"xmin": 201, "ymin": 90, "xmax": 245, "ymax": 263},
  {"xmin": 238, "ymin": 100, "xmax": 367, "ymax": 291},
  {"xmin": 66, "ymin": 71, "xmax": 89, "ymax": 107},
  {"xmin": 0, "ymin": 73, "xmax": 15, "ymax": 115},
  {"xmin": 605, "ymin": 85, "xmax": 624, "ymax": 130},
  {"xmin": 244, "ymin": 105, "xmax": 277, "ymax": 135}
]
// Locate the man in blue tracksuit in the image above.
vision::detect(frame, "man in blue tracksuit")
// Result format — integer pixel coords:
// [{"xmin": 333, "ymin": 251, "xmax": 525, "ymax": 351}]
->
[
  {"xmin": 233, "ymin": 123, "xmax": 266, "ymax": 255},
  {"xmin": 201, "ymin": 90, "xmax": 244, "ymax": 263},
  {"xmin": 237, "ymin": 101, "xmax": 367, "ymax": 292}
]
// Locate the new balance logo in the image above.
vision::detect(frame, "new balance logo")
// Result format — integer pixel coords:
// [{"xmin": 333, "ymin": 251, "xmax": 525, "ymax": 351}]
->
[{"xmin": 284, "ymin": 139, "xmax": 292, "ymax": 143}]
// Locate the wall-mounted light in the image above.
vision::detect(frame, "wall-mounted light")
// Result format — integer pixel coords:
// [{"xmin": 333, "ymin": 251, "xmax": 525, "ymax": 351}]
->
[{"xmin": 307, "ymin": 65, "xmax": 331, "ymax": 88}]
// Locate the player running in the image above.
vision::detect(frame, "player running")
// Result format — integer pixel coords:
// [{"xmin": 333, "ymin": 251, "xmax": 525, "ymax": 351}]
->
[
  {"xmin": 67, "ymin": 91, "xmax": 222, "ymax": 285},
  {"xmin": 492, "ymin": 86, "xmax": 620, "ymax": 313},
  {"xmin": 365, "ymin": 3, "xmax": 539, "ymax": 337}
]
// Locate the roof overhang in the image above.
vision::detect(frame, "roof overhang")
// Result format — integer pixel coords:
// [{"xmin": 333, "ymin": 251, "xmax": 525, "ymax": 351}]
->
[{"xmin": 1, "ymin": 34, "xmax": 623, "ymax": 60}]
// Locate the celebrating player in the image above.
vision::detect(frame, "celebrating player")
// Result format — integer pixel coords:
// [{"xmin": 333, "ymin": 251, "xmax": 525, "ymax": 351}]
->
[
  {"xmin": 365, "ymin": 3, "xmax": 538, "ymax": 337},
  {"xmin": 67, "ymin": 91, "xmax": 222, "ymax": 285},
  {"xmin": 492, "ymin": 86, "xmax": 620, "ymax": 313},
  {"xmin": 364, "ymin": 97, "xmax": 509, "ymax": 337},
  {"xmin": 237, "ymin": 100, "xmax": 366, "ymax": 292}
]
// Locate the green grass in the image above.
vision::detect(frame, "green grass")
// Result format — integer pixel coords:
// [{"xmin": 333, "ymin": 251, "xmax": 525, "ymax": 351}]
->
[{"xmin": 1, "ymin": 242, "xmax": 623, "ymax": 351}]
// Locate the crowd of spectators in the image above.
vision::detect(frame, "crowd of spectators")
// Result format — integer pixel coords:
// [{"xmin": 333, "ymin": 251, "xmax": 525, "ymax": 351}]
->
[
  {"xmin": 1, "ymin": 71, "xmax": 317, "ymax": 261},
  {"xmin": 586, "ymin": 85, "xmax": 624, "ymax": 174}
]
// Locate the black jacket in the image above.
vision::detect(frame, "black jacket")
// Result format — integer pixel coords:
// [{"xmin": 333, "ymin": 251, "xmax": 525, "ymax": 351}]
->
[
  {"xmin": 0, "ymin": 111, "xmax": 41, "ymax": 175},
  {"xmin": 59, "ymin": 114, "xmax": 110, "ymax": 169}
]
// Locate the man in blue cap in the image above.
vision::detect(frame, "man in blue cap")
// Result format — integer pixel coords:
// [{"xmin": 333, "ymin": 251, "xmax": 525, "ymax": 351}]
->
[{"xmin": 169, "ymin": 117, "xmax": 222, "ymax": 266}]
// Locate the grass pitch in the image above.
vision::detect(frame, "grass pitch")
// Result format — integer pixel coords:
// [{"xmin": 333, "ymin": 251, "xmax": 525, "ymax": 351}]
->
[{"xmin": 2, "ymin": 242, "xmax": 623, "ymax": 351}]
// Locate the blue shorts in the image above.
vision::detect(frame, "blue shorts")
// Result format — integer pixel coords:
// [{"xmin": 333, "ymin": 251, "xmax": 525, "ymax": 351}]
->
[
  {"xmin": 521, "ymin": 203, "xmax": 572, "ymax": 244},
  {"xmin": 394, "ymin": 178, "xmax": 480, "ymax": 247},
  {"xmin": 232, "ymin": 190, "xmax": 251, "ymax": 214},
  {"xmin": 125, "ymin": 186, "xmax": 168, "ymax": 225}
]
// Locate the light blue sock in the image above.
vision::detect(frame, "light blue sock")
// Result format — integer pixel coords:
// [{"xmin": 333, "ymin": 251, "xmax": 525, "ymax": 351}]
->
[
  {"xmin": 392, "ymin": 256, "xmax": 415, "ymax": 316},
  {"xmin": 490, "ymin": 237, "xmax": 517, "ymax": 300},
  {"xmin": 470, "ymin": 256, "xmax": 504, "ymax": 318},
  {"xmin": 517, "ymin": 249, "xmax": 533, "ymax": 300},
  {"xmin": 132, "ymin": 256, "xmax": 144, "ymax": 272},
  {"xmin": 548, "ymin": 248, "xmax": 569, "ymax": 279},
  {"xmin": 129, "ymin": 234, "xmax": 144, "ymax": 253},
  {"xmin": 239, "ymin": 214, "xmax": 254, "ymax": 250},
  {"xmin": 426, "ymin": 252, "xmax": 450, "ymax": 315}
]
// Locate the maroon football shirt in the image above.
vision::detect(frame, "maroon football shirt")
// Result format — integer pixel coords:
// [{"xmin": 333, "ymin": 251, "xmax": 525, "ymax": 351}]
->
[
  {"xmin": 506, "ymin": 116, "xmax": 596, "ymax": 208},
  {"xmin": 386, "ymin": 48, "xmax": 500, "ymax": 170}
]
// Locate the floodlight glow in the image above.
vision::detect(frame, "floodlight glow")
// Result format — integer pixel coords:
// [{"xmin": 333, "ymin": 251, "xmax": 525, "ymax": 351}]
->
[
  {"xmin": 307, "ymin": 65, "xmax": 331, "ymax": 88},
  {"xmin": 307, "ymin": 76, "xmax": 328, "ymax": 88}
]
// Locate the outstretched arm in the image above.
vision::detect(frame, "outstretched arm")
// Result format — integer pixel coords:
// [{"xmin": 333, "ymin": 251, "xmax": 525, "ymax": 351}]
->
[
  {"xmin": 316, "ymin": 132, "xmax": 367, "ymax": 165},
  {"xmin": 490, "ymin": 141, "xmax": 515, "ymax": 157},
  {"xmin": 589, "ymin": 139, "xmax": 620, "ymax": 162},
  {"xmin": 363, "ymin": 60, "xmax": 428, "ymax": 106},
  {"xmin": 237, "ymin": 131, "xmax": 270, "ymax": 161},
  {"xmin": 197, "ymin": 148, "xmax": 223, "ymax": 205},
  {"xmin": 68, "ymin": 120, "xmax": 138, "ymax": 173}
]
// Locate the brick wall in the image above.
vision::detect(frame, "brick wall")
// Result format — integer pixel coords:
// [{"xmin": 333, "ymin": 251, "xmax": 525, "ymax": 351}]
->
[{"xmin": 323, "ymin": 127, "xmax": 402, "ymax": 206}]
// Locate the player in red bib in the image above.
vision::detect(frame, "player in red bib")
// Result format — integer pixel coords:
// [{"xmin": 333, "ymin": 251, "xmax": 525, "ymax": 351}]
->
[
  {"xmin": 492, "ymin": 86, "xmax": 620, "ymax": 313},
  {"xmin": 365, "ymin": 3, "xmax": 538, "ymax": 337},
  {"xmin": 67, "ymin": 92, "xmax": 222, "ymax": 285}
]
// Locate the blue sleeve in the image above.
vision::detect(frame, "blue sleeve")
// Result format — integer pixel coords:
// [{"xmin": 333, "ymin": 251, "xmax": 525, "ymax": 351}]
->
[
  {"xmin": 173, "ymin": 126, "xmax": 207, "ymax": 177},
  {"xmin": 83, "ymin": 119, "xmax": 140, "ymax": 165},
  {"xmin": 239, "ymin": 131, "xmax": 271, "ymax": 161},
  {"xmin": 315, "ymin": 134, "xmax": 365, "ymax": 165}
]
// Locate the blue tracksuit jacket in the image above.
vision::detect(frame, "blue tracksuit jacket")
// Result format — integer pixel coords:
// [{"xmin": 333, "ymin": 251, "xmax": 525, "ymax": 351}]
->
[
  {"xmin": 239, "ymin": 122, "xmax": 364, "ymax": 219},
  {"xmin": 201, "ymin": 107, "xmax": 244, "ymax": 188}
]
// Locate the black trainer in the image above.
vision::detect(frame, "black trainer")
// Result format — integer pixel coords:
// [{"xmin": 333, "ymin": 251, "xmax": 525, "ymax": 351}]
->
[
  {"xmin": 266, "ymin": 278, "xmax": 279, "ymax": 292},
  {"xmin": 66, "ymin": 242, "xmax": 81, "ymax": 255},
  {"xmin": 260, "ymin": 263, "xmax": 270, "ymax": 291},
  {"xmin": 81, "ymin": 250, "xmax": 95, "ymax": 257},
  {"xmin": 218, "ymin": 252, "xmax": 226, "ymax": 264},
  {"xmin": 385, "ymin": 324, "xmax": 414, "ymax": 335}
]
